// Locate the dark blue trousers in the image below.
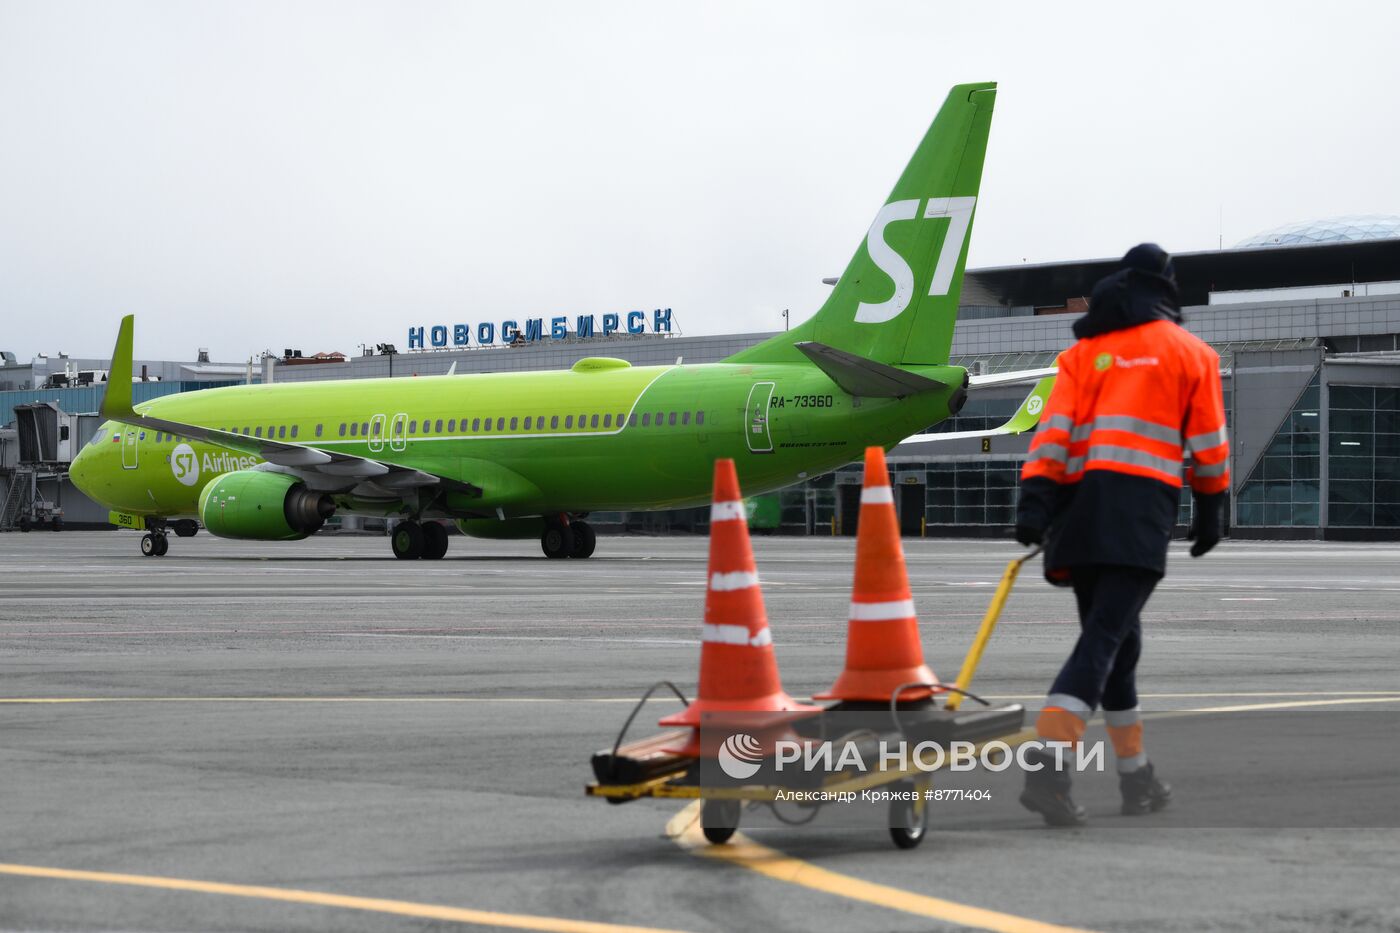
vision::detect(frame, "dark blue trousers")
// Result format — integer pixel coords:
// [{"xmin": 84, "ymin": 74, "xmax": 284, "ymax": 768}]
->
[{"xmin": 1049, "ymin": 565, "xmax": 1159, "ymax": 711}]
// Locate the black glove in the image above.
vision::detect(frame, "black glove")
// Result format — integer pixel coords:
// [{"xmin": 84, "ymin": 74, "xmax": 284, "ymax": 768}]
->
[
  {"xmin": 1015, "ymin": 523, "xmax": 1044, "ymax": 547},
  {"xmin": 1188, "ymin": 492, "xmax": 1225, "ymax": 558}
]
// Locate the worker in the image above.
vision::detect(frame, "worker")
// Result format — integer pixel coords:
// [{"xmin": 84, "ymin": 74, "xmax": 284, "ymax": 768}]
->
[{"xmin": 1014, "ymin": 243, "xmax": 1228, "ymax": 826}]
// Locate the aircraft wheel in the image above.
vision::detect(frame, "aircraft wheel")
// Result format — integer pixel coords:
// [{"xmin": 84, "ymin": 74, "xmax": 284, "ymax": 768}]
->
[
  {"xmin": 541, "ymin": 524, "xmax": 574, "ymax": 559},
  {"xmin": 18, "ymin": 517, "xmax": 31, "ymax": 532},
  {"xmin": 154, "ymin": 534, "xmax": 169, "ymax": 557},
  {"xmin": 421, "ymin": 522, "xmax": 449, "ymax": 560},
  {"xmin": 141, "ymin": 533, "xmax": 158, "ymax": 557},
  {"xmin": 701, "ymin": 798, "xmax": 740, "ymax": 845},
  {"xmin": 391, "ymin": 521, "xmax": 424, "ymax": 560},
  {"xmin": 569, "ymin": 521, "xmax": 596, "ymax": 559},
  {"xmin": 51, "ymin": 517, "xmax": 64, "ymax": 532}
]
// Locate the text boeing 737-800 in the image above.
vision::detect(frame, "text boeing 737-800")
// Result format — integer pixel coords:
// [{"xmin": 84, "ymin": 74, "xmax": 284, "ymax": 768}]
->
[{"xmin": 70, "ymin": 82, "xmax": 1054, "ymax": 560}]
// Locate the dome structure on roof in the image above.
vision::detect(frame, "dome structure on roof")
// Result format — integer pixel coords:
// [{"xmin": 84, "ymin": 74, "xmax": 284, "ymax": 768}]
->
[{"xmin": 1236, "ymin": 214, "xmax": 1400, "ymax": 248}]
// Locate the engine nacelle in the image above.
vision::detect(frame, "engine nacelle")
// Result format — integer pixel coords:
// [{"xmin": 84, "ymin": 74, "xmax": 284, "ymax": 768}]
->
[{"xmin": 198, "ymin": 470, "xmax": 334, "ymax": 541}]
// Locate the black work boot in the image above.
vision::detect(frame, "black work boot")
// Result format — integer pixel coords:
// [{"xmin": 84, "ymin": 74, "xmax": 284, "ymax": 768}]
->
[
  {"xmin": 1019, "ymin": 749, "xmax": 1087, "ymax": 827},
  {"xmin": 1119, "ymin": 761, "xmax": 1172, "ymax": 815}
]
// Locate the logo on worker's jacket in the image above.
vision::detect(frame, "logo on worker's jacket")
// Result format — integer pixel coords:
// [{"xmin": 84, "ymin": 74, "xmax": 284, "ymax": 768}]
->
[
  {"xmin": 171, "ymin": 443, "xmax": 200, "ymax": 486},
  {"xmin": 718, "ymin": 733, "xmax": 765, "ymax": 779},
  {"xmin": 1094, "ymin": 352, "xmax": 1114, "ymax": 371}
]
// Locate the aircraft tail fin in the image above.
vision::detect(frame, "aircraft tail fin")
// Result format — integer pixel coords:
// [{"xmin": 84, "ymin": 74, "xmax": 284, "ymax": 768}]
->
[
  {"xmin": 728, "ymin": 82, "xmax": 995, "ymax": 368},
  {"xmin": 100, "ymin": 314, "xmax": 136, "ymax": 419}
]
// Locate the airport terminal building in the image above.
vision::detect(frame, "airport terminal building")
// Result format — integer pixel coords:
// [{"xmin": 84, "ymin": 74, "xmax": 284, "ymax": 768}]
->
[{"xmin": 5, "ymin": 218, "xmax": 1400, "ymax": 539}]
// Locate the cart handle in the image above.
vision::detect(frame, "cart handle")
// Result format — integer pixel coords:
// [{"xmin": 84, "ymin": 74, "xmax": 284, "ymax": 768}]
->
[
  {"xmin": 606, "ymin": 680, "xmax": 691, "ymax": 780},
  {"xmin": 944, "ymin": 545, "xmax": 1041, "ymax": 712}
]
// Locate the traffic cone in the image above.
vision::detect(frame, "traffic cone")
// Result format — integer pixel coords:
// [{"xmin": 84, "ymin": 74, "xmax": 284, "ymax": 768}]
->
[
  {"xmin": 815, "ymin": 446, "xmax": 939, "ymax": 703},
  {"xmin": 661, "ymin": 458, "xmax": 821, "ymax": 755}
]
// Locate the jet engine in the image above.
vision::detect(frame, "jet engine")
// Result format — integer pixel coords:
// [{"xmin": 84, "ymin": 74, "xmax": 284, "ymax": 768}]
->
[{"xmin": 198, "ymin": 470, "xmax": 334, "ymax": 541}]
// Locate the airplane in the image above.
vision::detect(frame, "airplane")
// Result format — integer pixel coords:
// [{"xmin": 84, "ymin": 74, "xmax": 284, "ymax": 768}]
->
[{"xmin": 69, "ymin": 81, "xmax": 1055, "ymax": 560}]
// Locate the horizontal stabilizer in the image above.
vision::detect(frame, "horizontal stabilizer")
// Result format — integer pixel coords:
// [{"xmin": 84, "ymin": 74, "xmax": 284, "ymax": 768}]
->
[
  {"xmin": 795, "ymin": 341, "xmax": 948, "ymax": 398},
  {"xmin": 899, "ymin": 373, "xmax": 1055, "ymax": 445}
]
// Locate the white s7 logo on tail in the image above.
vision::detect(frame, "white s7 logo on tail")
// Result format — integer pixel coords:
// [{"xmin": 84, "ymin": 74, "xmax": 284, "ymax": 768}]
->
[{"xmin": 855, "ymin": 196, "xmax": 976, "ymax": 324}]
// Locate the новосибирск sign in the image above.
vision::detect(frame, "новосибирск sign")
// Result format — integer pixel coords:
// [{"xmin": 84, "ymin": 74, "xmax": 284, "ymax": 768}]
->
[{"xmin": 408, "ymin": 309, "xmax": 673, "ymax": 349}]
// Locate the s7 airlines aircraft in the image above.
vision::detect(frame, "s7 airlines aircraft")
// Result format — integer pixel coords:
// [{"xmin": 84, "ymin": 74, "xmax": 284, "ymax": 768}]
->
[{"xmin": 70, "ymin": 81, "xmax": 1053, "ymax": 560}]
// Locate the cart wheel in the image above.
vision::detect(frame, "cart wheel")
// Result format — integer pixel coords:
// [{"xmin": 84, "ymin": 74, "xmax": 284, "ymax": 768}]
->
[
  {"xmin": 701, "ymin": 798, "xmax": 741, "ymax": 845},
  {"xmin": 51, "ymin": 517, "xmax": 63, "ymax": 532},
  {"xmin": 18, "ymin": 517, "xmax": 31, "ymax": 533},
  {"xmin": 889, "ymin": 783, "xmax": 928, "ymax": 850}
]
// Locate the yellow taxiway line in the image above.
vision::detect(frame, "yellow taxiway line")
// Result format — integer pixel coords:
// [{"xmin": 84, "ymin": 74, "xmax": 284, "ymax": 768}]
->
[
  {"xmin": 665, "ymin": 804, "xmax": 1097, "ymax": 933},
  {"xmin": 0, "ymin": 863, "xmax": 693, "ymax": 933}
]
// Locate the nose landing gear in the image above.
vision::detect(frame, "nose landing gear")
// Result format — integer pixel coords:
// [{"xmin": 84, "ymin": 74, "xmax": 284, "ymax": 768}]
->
[{"xmin": 140, "ymin": 531, "xmax": 169, "ymax": 557}]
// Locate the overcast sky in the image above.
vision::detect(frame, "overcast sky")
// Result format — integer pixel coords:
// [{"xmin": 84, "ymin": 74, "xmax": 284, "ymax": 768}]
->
[{"xmin": 2, "ymin": 0, "xmax": 1398, "ymax": 362}]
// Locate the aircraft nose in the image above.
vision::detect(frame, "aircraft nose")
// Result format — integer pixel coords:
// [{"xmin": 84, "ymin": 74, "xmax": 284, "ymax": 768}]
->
[{"xmin": 69, "ymin": 430, "xmax": 108, "ymax": 501}]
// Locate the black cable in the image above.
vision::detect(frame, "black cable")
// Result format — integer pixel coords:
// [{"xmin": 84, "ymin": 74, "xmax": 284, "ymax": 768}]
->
[{"xmin": 607, "ymin": 680, "xmax": 690, "ymax": 780}]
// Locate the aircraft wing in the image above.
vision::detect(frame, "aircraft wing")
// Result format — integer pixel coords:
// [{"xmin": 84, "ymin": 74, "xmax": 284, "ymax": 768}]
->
[
  {"xmin": 898, "ymin": 373, "xmax": 1055, "ymax": 445},
  {"xmin": 967, "ymin": 366, "xmax": 1058, "ymax": 388},
  {"xmin": 99, "ymin": 316, "xmax": 478, "ymax": 495}
]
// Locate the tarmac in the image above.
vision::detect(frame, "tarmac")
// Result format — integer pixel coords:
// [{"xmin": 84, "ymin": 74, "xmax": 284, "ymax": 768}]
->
[{"xmin": 2, "ymin": 530, "xmax": 1399, "ymax": 932}]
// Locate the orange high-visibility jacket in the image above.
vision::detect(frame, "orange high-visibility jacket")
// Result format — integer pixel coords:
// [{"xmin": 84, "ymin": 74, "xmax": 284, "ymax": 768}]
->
[{"xmin": 1020, "ymin": 318, "xmax": 1228, "ymax": 574}]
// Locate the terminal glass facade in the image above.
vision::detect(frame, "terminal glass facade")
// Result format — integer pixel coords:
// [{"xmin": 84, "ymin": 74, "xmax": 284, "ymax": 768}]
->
[
  {"xmin": 1327, "ymin": 384, "xmax": 1400, "ymax": 527},
  {"xmin": 1236, "ymin": 378, "xmax": 1320, "ymax": 527}
]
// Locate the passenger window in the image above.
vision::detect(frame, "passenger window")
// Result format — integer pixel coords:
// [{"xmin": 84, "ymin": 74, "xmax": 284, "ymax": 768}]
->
[
  {"xmin": 496, "ymin": 417, "xmax": 505, "ymax": 431},
  {"xmin": 696, "ymin": 411, "xmax": 705, "ymax": 426},
  {"xmin": 267, "ymin": 425, "xmax": 275, "ymax": 437},
  {"xmin": 616, "ymin": 412, "xmax": 625, "ymax": 426},
  {"xmin": 602, "ymin": 414, "xmax": 611, "ymax": 428},
  {"xmin": 315, "ymin": 424, "xmax": 323, "ymax": 438},
  {"xmin": 484, "ymin": 417, "xmax": 493, "ymax": 432},
  {"xmin": 278, "ymin": 425, "xmax": 287, "ymax": 439},
  {"xmin": 435, "ymin": 419, "xmax": 444, "ymax": 432},
  {"xmin": 565, "ymin": 415, "xmax": 573, "ymax": 428},
  {"xmin": 472, "ymin": 418, "xmax": 480, "ymax": 431},
  {"xmin": 586, "ymin": 414, "xmax": 595, "ymax": 428},
  {"xmin": 291, "ymin": 425, "xmax": 299, "ymax": 439},
  {"xmin": 350, "ymin": 423, "xmax": 358, "ymax": 437},
  {"xmin": 338, "ymin": 423, "xmax": 346, "ymax": 437},
  {"xmin": 510, "ymin": 417, "xmax": 518, "ymax": 430},
  {"xmin": 407, "ymin": 421, "xmax": 416, "ymax": 435},
  {"xmin": 641, "ymin": 413, "xmax": 650, "ymax": 427},
  {"xmin": 244, "ymin": 426, "xmax": 251, "ymax": 435},
  {"xmin": 138, "ymin": 431, "xmax": 146, "ymax": 440},
  {"xmin": 668, "ymin": 412, "xmax": 677, "ymax": 426},
  {"xmin": 523, "ymin": 416, "xmax": 532, "ymax": 430},
  {"xmin": 255, "ymin": 427, "xmax": 263, "ymax": 438},
  {"xmin": 448, "ymin": 419, "xmax": 456, "ymax": 432},
  {"xmin": 629, "ymin": 413, "xmax": 638, "ymax": 427},
  {"xmin": 551, "ymin": 415, "xmax": 559, "ymax": 429},
  {"xmin": 655, "ymin": 411, "xmax": 664, "ymax": 425},
  {"xmin": 362, "ymin": 422, "xmax": 369, "ymax": 436},
  {"xmin": 372, "ymin": 421, "xmax": 382, "ymax": 436},
  {"xmin": 681, "ymin": 411, "xmax": 690, "ymax": 426}
]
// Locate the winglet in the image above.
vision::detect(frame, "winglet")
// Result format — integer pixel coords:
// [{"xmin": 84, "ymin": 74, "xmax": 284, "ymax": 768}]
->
[
  {"xmin": 1001, "ymin": 375, "xmax": 1055, "ymax": 434},
  {"xmin": 100, "ymin": 314, "xmax": 136, "ymax": 419}
]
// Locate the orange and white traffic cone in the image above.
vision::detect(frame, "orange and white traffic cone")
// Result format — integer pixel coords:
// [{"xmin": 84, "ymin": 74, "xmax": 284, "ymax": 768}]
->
[
  {"xmin": 661, "ymin": 458, "xmax": 821, "ymax": 755},
  {"xmin": 816, "ymin": 446, "xmax": 939, "ymax": 704}
]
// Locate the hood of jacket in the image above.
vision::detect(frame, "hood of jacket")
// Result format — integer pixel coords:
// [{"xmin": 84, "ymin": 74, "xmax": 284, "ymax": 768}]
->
[{"xmin": 1073, "ymin": 242, "xmax": 1182, "ymax": 339}]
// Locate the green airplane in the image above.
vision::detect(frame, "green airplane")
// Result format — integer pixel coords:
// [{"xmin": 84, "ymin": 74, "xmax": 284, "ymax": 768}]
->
[{"xmin": 70, "ymin": 81, "xmax": 1054, "ymax": 560}]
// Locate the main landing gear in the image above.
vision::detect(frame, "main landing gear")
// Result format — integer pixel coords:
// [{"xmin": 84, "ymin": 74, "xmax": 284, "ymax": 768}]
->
[
  {"xmin": 391, "ymin": 520, "xmax": 450, "ymax": 560},
  {"xmin": 541, "ymin": 518, "xmax": 596, "ymax": 560}
]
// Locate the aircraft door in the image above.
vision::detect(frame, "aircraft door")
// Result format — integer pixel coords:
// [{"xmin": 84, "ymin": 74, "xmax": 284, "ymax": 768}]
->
[
  {"xmin": 368, "ymin": 413, "xmax": 387, "ymax": 453},
  {"xmin": 389, "ymin": 413, "xmax": 407, "ymax": 452},
  {"xmin": 121, "ymin": 426, "xmax": 139, "ymax": 470},
  {"xmin": 744, "ymin": 382, "xmax": 775, "ymax": 454}
]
